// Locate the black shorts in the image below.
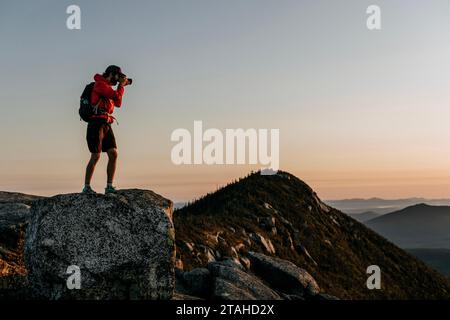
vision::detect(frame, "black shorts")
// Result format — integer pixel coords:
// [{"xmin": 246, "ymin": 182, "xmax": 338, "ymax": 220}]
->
[{"xmin": 86, "ymin": 119, "xmax": 117, "ymax": 153}]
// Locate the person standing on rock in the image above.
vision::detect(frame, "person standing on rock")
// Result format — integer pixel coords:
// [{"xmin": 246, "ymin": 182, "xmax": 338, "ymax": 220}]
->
[{"xmin": 83, "ymin": 65, "xmax": 131, "ymax": 194}]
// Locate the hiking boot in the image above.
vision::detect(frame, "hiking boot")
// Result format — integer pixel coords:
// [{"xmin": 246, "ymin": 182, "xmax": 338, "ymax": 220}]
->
[
  {"xmin": 105, "ymin": 185, "xmax": 117, "ymax": 194},
  {"xmin": 82, "ymin": 186, "xmax": 97, "ymax": 194}
]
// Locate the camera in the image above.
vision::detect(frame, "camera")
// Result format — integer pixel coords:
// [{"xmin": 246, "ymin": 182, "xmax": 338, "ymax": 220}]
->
[{"xmin": 119, "ymin": 74, "xmax": 133, "ymax": 85}]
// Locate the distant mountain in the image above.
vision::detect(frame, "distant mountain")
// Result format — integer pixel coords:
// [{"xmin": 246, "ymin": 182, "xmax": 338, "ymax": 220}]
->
[
  {"xmin": 406, "ymin": 249, "xmax": 450, "ymax": 278},
  {"xmin": 174, "ymin": 202, "xmax": 187, "ymax": 210},
  {"xmin": 349, "ymin": 211, "xmax": 381, "ymax": 223},
  {"xmin": 175, "ymin": 171, "xmax": 450, "ymax": 299},
  {"xmin": 325, "ymin": 198, "xmax": 450, "ymax": 215},
  {"xmin": 366, "ymin": 204, "xmax": 450, "ymax": 249}
]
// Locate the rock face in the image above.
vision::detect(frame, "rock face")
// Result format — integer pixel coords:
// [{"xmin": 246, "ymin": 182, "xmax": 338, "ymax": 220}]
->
[
  {"xmin": 249, "ymin": 233, "xmax": 276, "ymax": 254},
  {"xmin": 182, "ymin": 268, "xmax": 212, "ymax": 297},
  {"xmin": 0, "ymin": 203, "xmax": 32, "ymax": 229},
  {"xmin": 0, "ymin": 191, "xmax": 43, "ymax": 206},
  {"xmin": 0, "ymin": 202, "xmax": 34, "ymax": 276},
  {"xmin": 24, "ymin": 189, "xmax": 175, "ymax": 300},
  {"xmin": 208, "ymin": 261, "xmax": 281, "ymax": 300},
  {"xmin": 248, "ymin": 251, "xmax": 320, "ymax": 296},
  {"xmin": 0, "ymin": 203, "xmax": 31, "ymax": 250},
  {"xmin": 174, "ymin": 253, "xmax": 331, "ymax": 300}
]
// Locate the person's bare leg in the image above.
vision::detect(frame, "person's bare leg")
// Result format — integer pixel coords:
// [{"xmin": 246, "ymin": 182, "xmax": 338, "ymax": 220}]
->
[
  {"xmin": 107, "ymin": 148, "xmax": 118, "ymax": 185},
  {"xmin": 85, "ymin": 153, "xmax": 101, "ymax": 185}
]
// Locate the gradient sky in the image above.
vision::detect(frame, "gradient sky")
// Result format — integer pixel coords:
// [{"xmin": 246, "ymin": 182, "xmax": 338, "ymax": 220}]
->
[{"xmin": 2, "ymin": 0, "xmax": 450, "ymax": 201}]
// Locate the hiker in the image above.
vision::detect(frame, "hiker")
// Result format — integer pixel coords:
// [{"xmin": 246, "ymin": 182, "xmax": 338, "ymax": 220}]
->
[{"xmin": 82, "ymin": 65, "xmax": 131, "ymax": 194}]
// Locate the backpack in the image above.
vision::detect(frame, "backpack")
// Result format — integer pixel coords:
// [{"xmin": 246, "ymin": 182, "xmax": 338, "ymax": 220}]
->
[{"xmin": 79, "ymin": 82, "xmax": 101, "ymax": 122}]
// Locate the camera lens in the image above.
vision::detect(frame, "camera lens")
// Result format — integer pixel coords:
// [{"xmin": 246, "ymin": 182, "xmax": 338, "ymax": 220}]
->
[{"xmin": 128, "ymin": 78, "xmax": 133, "ymax": 85}]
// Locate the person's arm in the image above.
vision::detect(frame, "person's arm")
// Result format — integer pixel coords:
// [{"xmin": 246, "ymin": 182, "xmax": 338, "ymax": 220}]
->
[
  {"xmin": 113, "ymin": 85, "xmax": 124, "ymax": 107},
  {"xmin": 94, "ymin": 82, "xmax": 125, "ymax": 107}
]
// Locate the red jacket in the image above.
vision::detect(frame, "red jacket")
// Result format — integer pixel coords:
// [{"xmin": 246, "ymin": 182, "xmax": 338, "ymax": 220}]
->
[{"xmin": 90, "ymin": 74, "xmax": 124, "ymax": 123}]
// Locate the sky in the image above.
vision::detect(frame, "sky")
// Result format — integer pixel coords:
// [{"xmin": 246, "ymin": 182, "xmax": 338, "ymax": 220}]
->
[{"xmin": 2, "ymin": 0, "xmax": 450, "ymax": 202}]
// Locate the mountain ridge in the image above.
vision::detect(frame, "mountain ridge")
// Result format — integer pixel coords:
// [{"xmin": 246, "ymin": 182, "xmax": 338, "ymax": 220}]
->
[
  {"xmin": 326, "ymin": 197, "xmax": 450, "ymax": 215},
  {"xmin": 366, "ymin": 203, "xmax": 450, "ymax": 249},
  {"xmin": 174, "ymin": 171, "xmax": 450, "ymax": 299},
  {"xmin": 1, "ymin": 171, "xmax": 450, "ymax": 299}
]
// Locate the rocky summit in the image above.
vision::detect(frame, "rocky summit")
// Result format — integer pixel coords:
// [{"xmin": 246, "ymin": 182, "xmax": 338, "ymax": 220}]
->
[
  {"xmin": 24, "ymin": 189, "xmax": 175, "ymax": 300},
  {"xmin": 1, "ymin": 171, "xmax": 450, "ymax": 300},
  {"xmin": 174, "ymin": 171, "xmax": 450, "ymax": 299}
]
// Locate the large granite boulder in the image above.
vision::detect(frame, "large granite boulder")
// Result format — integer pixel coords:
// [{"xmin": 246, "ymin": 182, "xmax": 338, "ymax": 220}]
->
[
  {"xmin": 0, "ymin": 191, "xmax": 43, "ymax": 206},
  {"xmin": 248, "ymin": 251, "xmax": 320, "ymax": 297},
  {"xmin": 208, "ymin": 260, "xmax": 281, "ymax": 300},
  {"xmin": 182, "ymin": 268, "xmax": 212, "ymax": 297},
  {"xmin": 24, "ymin": 189, "xmax": 175, "ymax": 300}
]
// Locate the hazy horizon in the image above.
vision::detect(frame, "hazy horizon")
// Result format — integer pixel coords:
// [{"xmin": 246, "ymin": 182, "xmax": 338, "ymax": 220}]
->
[
  {"xmin": 5, "ymin": 171, "xmax": 450, "ymax": 204},
  {"xmin": 2, "ymin": 0, "xmax": 450, "ymax": 202}
]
